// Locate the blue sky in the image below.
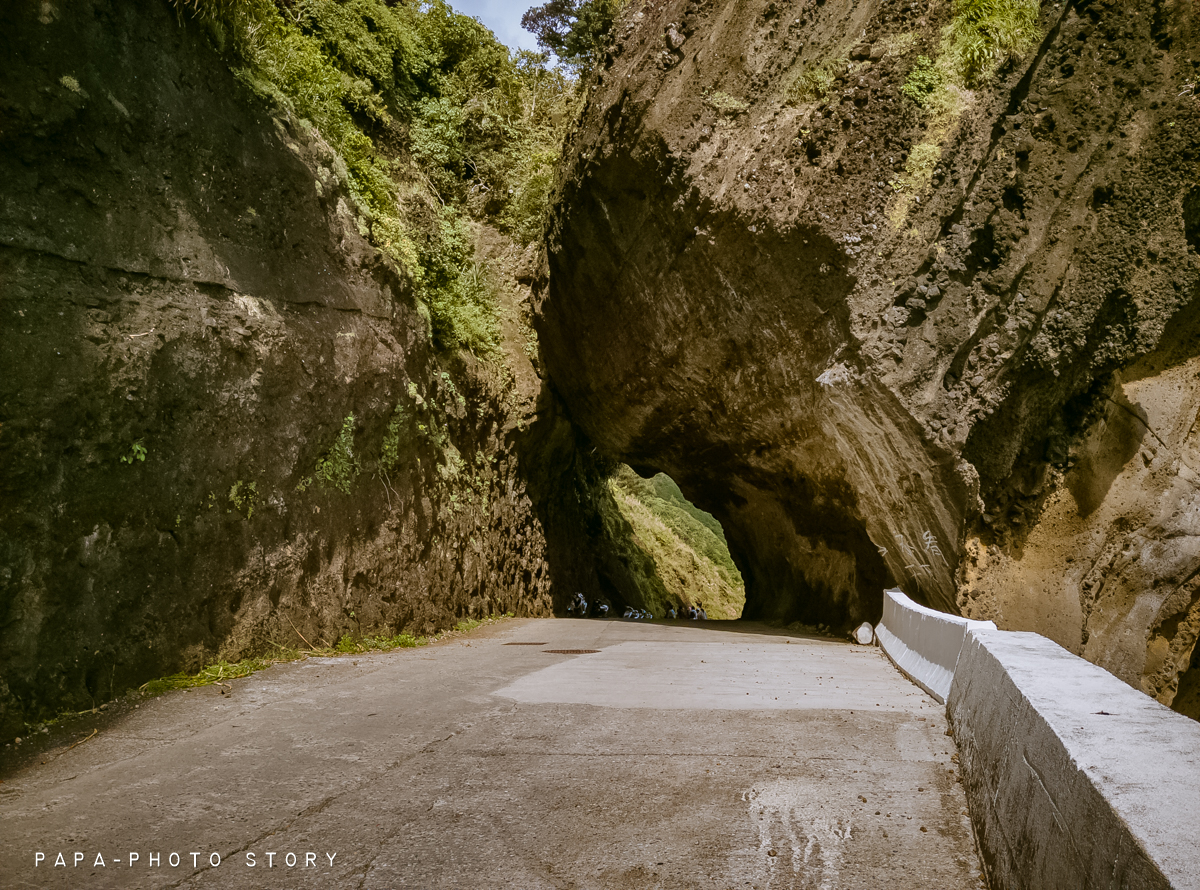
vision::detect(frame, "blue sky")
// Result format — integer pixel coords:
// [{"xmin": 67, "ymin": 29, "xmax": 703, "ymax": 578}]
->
[{"xmin": 451, "ymin": 0, "xmax": 541, "ymax": 53}]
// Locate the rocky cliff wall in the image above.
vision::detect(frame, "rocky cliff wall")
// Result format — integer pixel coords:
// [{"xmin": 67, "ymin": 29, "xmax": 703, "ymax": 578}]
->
[
  {"xmin": 0, "ymin": 0, "xmax": 597, "ymax": 738},
  {"xmin": 537, "ymin": 0, "xmax": 1200, "ymax": 712}
]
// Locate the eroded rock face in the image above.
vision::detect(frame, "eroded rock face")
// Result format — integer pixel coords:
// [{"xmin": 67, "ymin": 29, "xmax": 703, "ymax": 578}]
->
[
  {"xmin": 537, "ymin": 0, "xmax": 1200, "ymax": 704},
  {"xmin": 0, "ymin": 1, "xmax": 573, "ymax": 737}
]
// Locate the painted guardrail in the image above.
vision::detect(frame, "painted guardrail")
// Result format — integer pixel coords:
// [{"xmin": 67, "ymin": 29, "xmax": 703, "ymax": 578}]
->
[{"xmin": 878, "ymin": 589, "xmax": 1200, "ymax": 890}]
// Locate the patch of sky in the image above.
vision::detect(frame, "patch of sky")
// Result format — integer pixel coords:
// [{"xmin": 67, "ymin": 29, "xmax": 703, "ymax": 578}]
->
[{"xmin": 452, "ymin": 0, "xmax": 540, "ymax": 52}]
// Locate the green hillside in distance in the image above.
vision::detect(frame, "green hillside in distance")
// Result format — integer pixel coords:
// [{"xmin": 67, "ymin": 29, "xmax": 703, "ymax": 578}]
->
[{"xmin": 607, "ymin": 467, "xmax": 745, "ymax": 620}]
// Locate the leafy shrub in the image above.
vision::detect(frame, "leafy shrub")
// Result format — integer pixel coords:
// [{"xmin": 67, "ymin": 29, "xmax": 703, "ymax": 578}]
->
[
  {"xmin": 500, "ymin": 146, "xmax": 558, "ymax": 244},
  {"xmin": 249, "ymin": 9, "xmax": 399, "ymax": 229},
  {"xmin": 902, "ymin": 56, "xmax": 943, "ymax": 106},
  {"xmin": 418, "ymin": 208, "xmax": 500, "ymax": 352},
  {"xmin": 120, "ymin": 440, "xmax": 147, "ymax": 464},
  {"xmin": 298, "ymin": 414, "xmax": 361, "ymax": 494},
  {"xmin": 228, "ymin": 480, "xmax": 258, "ymax": 519},
  {"xmin": 381, "ymin": 403, "xmax": 408, "ymax": 472},
  {"xmin": 318, "ymin": 414, "xmax": 361, "ymax": 493}
]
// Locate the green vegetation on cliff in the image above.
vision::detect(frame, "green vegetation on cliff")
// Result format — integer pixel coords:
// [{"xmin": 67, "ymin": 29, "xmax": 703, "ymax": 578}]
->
[
  {"xmin": 175, "ymin": 0, "xmax": 574, "ymax": 352},
  {"xmin": 299, "ymin": 414, "xmax": 362, "ymax": 495},
  {"xmin": 890, "ymin": 0, "xmax": 1042, "ymax": 220}
]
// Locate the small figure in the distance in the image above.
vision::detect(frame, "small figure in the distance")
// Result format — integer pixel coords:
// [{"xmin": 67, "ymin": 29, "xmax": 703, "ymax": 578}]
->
[
  {"xmin": 666, "ymin": 606, "xmax": 677, "ymax": 619},
  {"xmin": 597, "ymin": 603, "xmax": 609, "ymax": 618}
]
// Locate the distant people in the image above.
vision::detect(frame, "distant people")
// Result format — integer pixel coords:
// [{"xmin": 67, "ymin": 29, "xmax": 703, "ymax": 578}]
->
[
  {"xmin": 568, "ymin": 592, "xmax": 587, "ymax": 617},
  {"xmin": 623, "ymin": 607, "xmax": 634, "ymax": 619},
  {"xmin": 690, "ymin": 606, "xmax": 699, "ymax": 620},
  {"xmin": 699, "ymin": 608, "xmax": 707, "ymax": 620},
  {"xmin": 597, "ymin": 603, "xmax": 609, "ymax": 618},
  {"xmin": 666, "ymin": 607, "xmax": 676, "ymax": 619}
]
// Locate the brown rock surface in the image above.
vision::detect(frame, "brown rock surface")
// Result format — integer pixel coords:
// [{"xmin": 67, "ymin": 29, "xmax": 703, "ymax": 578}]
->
[
  {"xmin": 536, "ymin": 0, "xmax": 1200, "ymax": 709},
  {"xmin": 0, "ymin": 0, "xmax": 586, "ymax": 737}
]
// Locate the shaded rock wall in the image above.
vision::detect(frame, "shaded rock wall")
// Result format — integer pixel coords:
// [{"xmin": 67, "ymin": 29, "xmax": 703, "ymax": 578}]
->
[
  {"xmin": 537, "ymin": 0, "xmax": 1200, "ymax": 706},
  {"xmin": 0, "ymin": 0, "xmax": 589, "ymax": 737}
]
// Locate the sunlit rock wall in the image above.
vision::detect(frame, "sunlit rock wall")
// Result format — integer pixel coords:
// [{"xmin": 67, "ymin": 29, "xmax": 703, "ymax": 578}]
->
[{"xmin": 537, "ymin": 0, "xmax": 1200, "ymax": 710}]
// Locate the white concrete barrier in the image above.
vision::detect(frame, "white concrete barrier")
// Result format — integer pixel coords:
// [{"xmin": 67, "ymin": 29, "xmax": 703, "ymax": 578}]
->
[
  {"xmin": 880, "ymin": 589, "xmax": 1200, "ymax": 887},
  {"xmin": 875, "ymin": 588, "xmax": 995, "ymax": 702},
  {"xmin": 948, "ymin": 630, "xmax": 1200, "ymax": 890}
]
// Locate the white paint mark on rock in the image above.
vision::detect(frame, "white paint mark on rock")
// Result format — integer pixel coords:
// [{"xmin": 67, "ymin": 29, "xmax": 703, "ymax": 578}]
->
[{"xmin": 816, "ymin": 362, "xmax": 854, "ymax": 387}]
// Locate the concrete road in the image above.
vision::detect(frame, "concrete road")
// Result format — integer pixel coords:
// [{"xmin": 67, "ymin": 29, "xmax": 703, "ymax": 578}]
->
[{"xmin": 0, "ymin": 619, "xmax": 984, "ymax": 889}]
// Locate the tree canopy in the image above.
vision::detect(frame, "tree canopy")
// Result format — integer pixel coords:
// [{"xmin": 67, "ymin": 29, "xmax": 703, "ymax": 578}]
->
[{"xmin": 520, "ymin": 0, "xmax": 624, "ymax": 69}]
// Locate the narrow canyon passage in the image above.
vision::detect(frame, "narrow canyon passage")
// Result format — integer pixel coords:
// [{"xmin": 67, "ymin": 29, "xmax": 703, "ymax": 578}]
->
[{"xmin": 0, "ymin": 619, "xmax": 982, "ymax": 889}]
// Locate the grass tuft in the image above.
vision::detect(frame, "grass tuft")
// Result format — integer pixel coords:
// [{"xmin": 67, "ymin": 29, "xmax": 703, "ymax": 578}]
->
[
  {"xmin": 946, "ymin": 0, "xmax": 1042, "ymax": 86},
  {"xmin": 704, "ymin": 90, "xmax": 749, "ymax": 115},
  {"xmin": 140, "ymin": 653, "xmax": 294, "ymax": 695},
  {"xmin": 785, "ymin": 59, "xmax": 844, "ymax": 104},
  {"xmin": 138, "ymin": 614, "xmax": 515, "ymax": 695}
]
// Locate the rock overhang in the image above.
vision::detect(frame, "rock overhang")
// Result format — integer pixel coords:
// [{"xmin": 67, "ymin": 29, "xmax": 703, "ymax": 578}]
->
[{"xmin": 536, "ymin": 0, "xmax": 1200, "ymax": 648}]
